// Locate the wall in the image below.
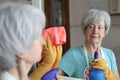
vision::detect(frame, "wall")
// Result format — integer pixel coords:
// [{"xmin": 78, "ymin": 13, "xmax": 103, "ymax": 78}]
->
[{"xmin": 69, "ymin": 0, "xmax": 120, "ymax": 73}]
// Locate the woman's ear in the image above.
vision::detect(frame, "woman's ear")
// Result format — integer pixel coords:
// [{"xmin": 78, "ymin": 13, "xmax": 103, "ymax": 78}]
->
[{"xmin": 16, "ymin": 53, "xmax": 25, "ymax": 59}]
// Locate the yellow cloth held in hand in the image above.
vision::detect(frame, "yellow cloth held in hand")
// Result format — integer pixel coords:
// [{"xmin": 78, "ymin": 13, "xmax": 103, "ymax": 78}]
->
[
  {"xmin": 30, "ymin": 36, "xmax": 62, "ymax": 80},
  {"xmin": 91, "ymin": 58, "xmax": 115, "ymax": 80}
]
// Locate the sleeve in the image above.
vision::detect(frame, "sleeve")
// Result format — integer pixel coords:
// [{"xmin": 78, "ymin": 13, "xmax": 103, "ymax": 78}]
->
[{"xmin": 58, "ymin": 49, "xmax": 75, "ymax": 77}]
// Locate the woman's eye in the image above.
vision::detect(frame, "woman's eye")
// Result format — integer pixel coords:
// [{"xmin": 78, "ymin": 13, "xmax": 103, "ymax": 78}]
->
[
  {"xmin": 88, "ymin": 25, "xmax": 94, "ymax": 29},
  {"xmin": 98, "ymin": 26, "xmax": 104, "ymax": 30},
  {"xmin": 98, "ymin": 27, "xmax": 101, "ymax": 29}
]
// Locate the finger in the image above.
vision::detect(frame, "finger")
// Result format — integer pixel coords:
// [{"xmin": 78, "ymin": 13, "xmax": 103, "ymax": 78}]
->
[
  {"xmin": 46, "ymin": 36, "xmax": 52, "ymax": 49},
  {"xmin": 52, "ymin": 45, "xmax": 62, "ymax": 69},
  {"xmin": 56, "ymin": 45, "xmax": 62, "ymax": 61},
  {"xmin": 42, "ymin": 44, "xmax": 48, "ymax": 52},
  {"xmin": 94, "ymin": 58, "xmax": 105, "ymax": 62},
  {"xmin": 43, "ymin": 41, "xmax": 47, "ymax": 50},
  {"xmin": 92, "ymin": 64, "xmax": 105, "ymax": 70},
  {"xmin": 91, "ymin": 62, "xmax": 102, "ymax": 66},
  {"xmin": 43, "ymin": 36, "xmax": 51, "ymax": 50},
  {"xmin": 57, "ymin": 45, "xmax": 62, "ymax": 53},
  {"xmin": 91, "ymin": 60, "xmax": 105, "ymax": 66},
  {"xmin": 52, "ymin": 45, "xmax": 56, "ymax": 53}
]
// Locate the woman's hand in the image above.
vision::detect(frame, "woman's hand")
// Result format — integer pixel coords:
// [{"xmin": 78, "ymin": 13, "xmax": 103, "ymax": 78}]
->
[
  {"xmin": 29, "ymin": 36, "xmax": 63, "ymax": 80},
  {"xmin": 91, "ymin": 58, "xmax": 115, "ymax": 80}
]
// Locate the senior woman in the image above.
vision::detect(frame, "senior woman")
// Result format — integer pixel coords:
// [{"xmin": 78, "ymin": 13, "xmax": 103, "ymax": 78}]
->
[
  {"xmin": 58, "ymin": 9, "xmax": 120, "ymax": 80},
  {"xmin": 0, "ymin": 2, "xmax": 45, "ymax": 80}
]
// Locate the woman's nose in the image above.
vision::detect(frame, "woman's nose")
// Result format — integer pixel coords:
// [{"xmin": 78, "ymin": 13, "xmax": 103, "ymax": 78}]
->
[{"xmin": 93, "ymin": 27, "xmax": 98, "ymax": 33}]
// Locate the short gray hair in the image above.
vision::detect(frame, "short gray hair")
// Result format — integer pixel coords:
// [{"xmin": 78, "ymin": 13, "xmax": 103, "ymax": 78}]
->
[
  {"xmin": 81, "ymin": 9, "xmax": 111, "ymax": 34},
  {"xmin": 0, "ymin": 2, "xmax": 45, "ymax": 72}
]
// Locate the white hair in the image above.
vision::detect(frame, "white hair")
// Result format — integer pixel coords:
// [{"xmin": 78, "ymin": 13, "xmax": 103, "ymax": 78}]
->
[
  {"xmin": 0, "ymin": 2, "xmax": 45, "ymax": 72},
  {"xmin": 81, "ymin": 9, "xmax": 111, "ymax": 34}
]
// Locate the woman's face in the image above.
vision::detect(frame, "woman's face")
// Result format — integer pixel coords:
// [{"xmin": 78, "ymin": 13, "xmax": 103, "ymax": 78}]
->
[
  {"xmin": 25, "ymin": 37, "xmax": 44, "ymax": 65},
  {"xmin": 84, "ymin": 21, "xmax": 106, "ymax": 44}
]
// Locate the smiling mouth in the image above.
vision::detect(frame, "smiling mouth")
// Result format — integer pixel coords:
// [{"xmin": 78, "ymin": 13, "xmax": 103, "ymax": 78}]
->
[{"xmin": 91, "ymin": 36, "xmax": 98, "ymax": 38}]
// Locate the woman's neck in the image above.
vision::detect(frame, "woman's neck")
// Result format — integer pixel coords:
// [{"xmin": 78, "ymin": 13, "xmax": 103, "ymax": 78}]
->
[
  {"xmin": 7, "ymin": 62, "xmax": 31, "ymax": 80},
  {"xmin": 7, "ymin": 66, "xmax": 20, "ymax": 80},
  {"xmin": 85, "ymin": 41, "xmax": 101, "ymax": 56}
]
